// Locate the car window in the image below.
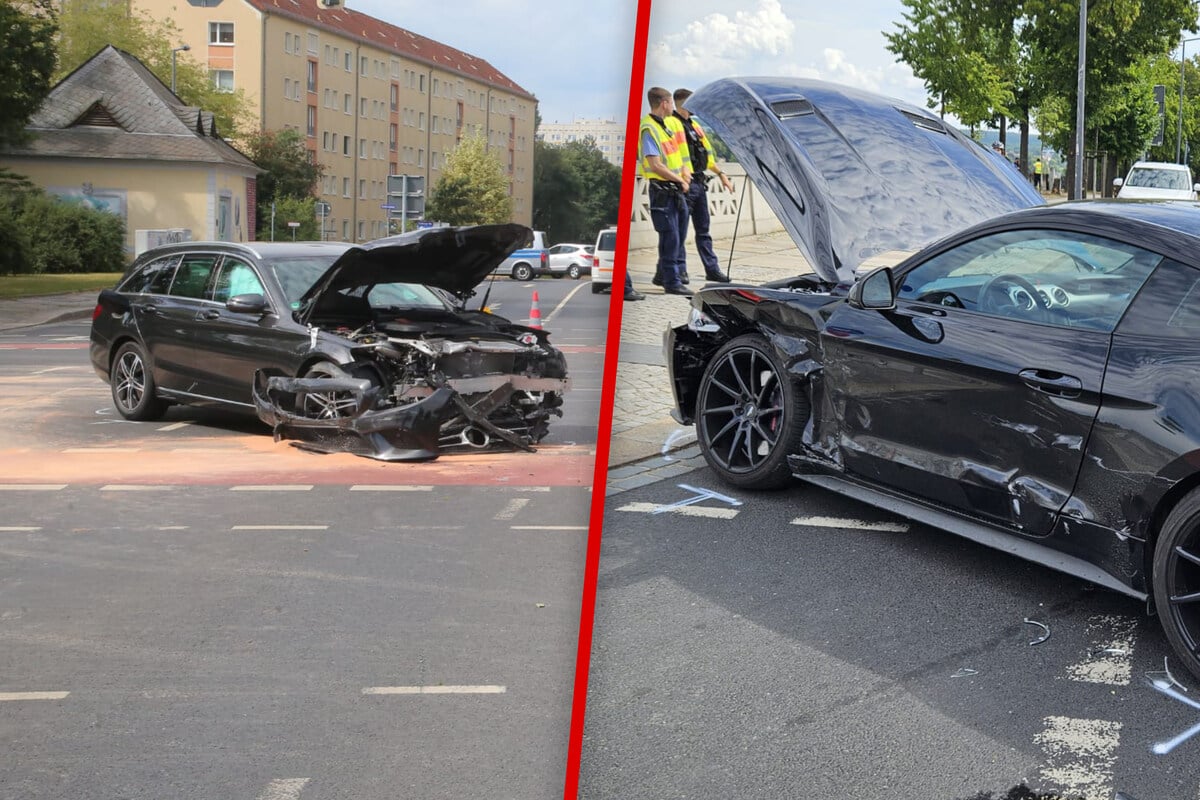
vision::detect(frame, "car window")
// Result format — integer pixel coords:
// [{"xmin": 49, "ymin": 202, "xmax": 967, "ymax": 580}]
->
[
  {"xmin": 1116, "ymin": 258, "xmax": 1200, "ymax": 338},
  {"xmin": 1127, "ymin": 167, "xmax": 1192, "ymax": 190},
  {"xmin": 120, "ymin": 254, "xmax": 180, "ymax": 295},
  {"xmin": 548, "ymin": 245, "xmax": 566, "ymax": 255},
  {"xmin": 268, "ymin": 257, "xmax": 338, "ymax": 308},
  {"xmin": 168, "ymin": 254, "xmax": 219, "ymax": 299},
  {"xmin": 366, "ymin": 282, "xmax": 447, "ymax": 310},
  {"xmin": 598, "ymin": 232, "xmax": 617, "ymax": 251},
  {"xmin": 210, "ymin": 257, "xmax": 266, "ymax": 304},
  {"xmin": 897, "ymin": 229, "xmax": 1159, "ymax": 331}
]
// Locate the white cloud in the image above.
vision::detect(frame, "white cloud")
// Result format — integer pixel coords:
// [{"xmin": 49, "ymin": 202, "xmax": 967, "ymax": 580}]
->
[{"xmin": 649, "ymin": 0, "xmax": 796, "ymax": 79}]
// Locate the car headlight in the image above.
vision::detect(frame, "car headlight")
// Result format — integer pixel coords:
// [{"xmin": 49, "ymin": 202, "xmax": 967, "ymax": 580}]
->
[{"xmin": 686, "ymin": 306, "xmax": 720, "ymax": 333}]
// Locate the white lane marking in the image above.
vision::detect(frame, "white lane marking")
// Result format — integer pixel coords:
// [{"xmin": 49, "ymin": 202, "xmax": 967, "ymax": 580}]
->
[
  {"xmin": 494, "ymin": 498, "xmax": 529, "ymax": 520},
  {"xmin": 1034, "ymin": 716, "xmax": 1120, "ymax": 800},
  {"xmin": 32, "ymin": 366, "xmax": 83, "ymax": 375},
  {"xmin": 231, "ymin": 525, "xmax": 329, "ymax": 531},
  {"xmin": 503, "ymin": 486, "xmax": 552, "ymax": 492},
  {"xmin": 100, "ymin": 485, "xmax": 175, "ymax": 492},
  {"xmin": 157, "ymin": 526, "xmax": 189, "ymax": 530},
  {"xmin": 230, "ymin": 485, "xmax": 314, "ymax": 492},
  {"xmin": 63, "ymin": 447, "xmax": 140, "ymax": 454},
  {"xmin": 362, "ymin": 685, "xmax": 506, "ymax": 695},
  {"xmin": 1066, "ymin": 614, "xmax": 1137, "ymax": 686},
  {"xmin": 0, "ymin": 485, "xmax": 65, "ymax": 491},
  {"xmin": 349, "ymin": 485, "xmax": 434, "ymax": 492},
  {"xmin": 790, "ymin": 516, "xmax": 909, "ymax": 533},
  {"xmin": 257, "ymin": 778, "xmax": 310, "ymax": 800},
  {"xmin": 0, "ymin": 691, "xmax": 70, "ymax": 701},
  {"xmin": 545, "ymin": 282, "xmax": 591, "ymax": 325},
  {"xmin": 0, "ymin": 527, "xmax": 41, "ymax": 532},
  {"xmin": 157, "ymin": 421, "xmax": 192, "ymax": 432},
  {"xmin": 511, "ymin": 525, "xmax": 588, "ymax": 531},
  {"xmin": 617, "ymin": 502, "xmax": 740, "ymax": 520}
]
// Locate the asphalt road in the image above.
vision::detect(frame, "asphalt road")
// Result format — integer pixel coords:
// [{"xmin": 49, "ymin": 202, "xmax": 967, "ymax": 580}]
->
[
  {"xmin": 0, "ymin": 277, "xmax": 608, "ymax": 800},
  {"xmin": 581, "ymin": 464, "xmax": 1200, "ymax": 800}
]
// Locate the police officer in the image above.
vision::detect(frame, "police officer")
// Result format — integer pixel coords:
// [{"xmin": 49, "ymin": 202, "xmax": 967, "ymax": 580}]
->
[
  {"xmin": 638, "ymin": 86, "xmax": 691, "ymax": 296},
  {"xmin": 674, "ymin": 88, "xmax": 734, "ymax": 283}
]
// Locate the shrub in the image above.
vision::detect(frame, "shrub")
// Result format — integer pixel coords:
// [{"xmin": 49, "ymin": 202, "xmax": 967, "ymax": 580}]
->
[{"xmin": 0, "ymin": 188, "xmax": 126, "ymax": 274}]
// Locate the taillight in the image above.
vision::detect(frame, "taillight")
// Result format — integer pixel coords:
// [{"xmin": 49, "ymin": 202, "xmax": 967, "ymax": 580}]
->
[
  {"xmin": 92, "ymin": 304, "xmax": 103, "ymax": 320},
  {"xmin": 593, "ymin": 255, "xmax": 599, "ymax": 267},
  {"xmin": 540, "ymin": 252, "xmax": 548, "ymax": 266}
]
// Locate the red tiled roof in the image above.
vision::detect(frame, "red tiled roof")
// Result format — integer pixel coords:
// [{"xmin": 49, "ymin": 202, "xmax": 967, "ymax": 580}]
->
[{"xmin": 246, "ymin": 0, "xmax": 535, "ymax": 101}]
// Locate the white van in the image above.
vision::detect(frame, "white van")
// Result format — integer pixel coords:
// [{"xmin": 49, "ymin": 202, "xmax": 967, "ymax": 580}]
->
[
  {"xmin": 1113, "ymin": 161, "xmax": 1200, "ymax": 200},
  {"xmin": 591, "ymin": 227, "xmax": 617, "ymax": 294}
]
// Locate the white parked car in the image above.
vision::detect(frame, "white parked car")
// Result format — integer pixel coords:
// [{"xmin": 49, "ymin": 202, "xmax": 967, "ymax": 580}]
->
[
  {"xmin": 1113, "ymin": 161, "xmax": 1200, "ymax": 200},
  {"xmin": 590, "ymin": 227, "xmax": 616, "ymax": 294},
  {"xmin": 546, "ymin": 243, "xmax": 593, "ymax": 279}
]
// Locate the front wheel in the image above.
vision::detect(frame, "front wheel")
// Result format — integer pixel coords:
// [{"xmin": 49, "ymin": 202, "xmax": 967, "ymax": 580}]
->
[
  {"xmin": 110, "ymin": 341, "xmax": 167, "ymax": 421},
  {"xmin": 695, "ymin": 334, "xmax": 808, "ymax": 489},
  {"xmin": 1152, "ymin": 489, "xmax": 1200, "ymax": 681},
  {"xmin": 513, "ymin": 263, "xmax": 534, "ymax": 281},
  {"xmin": 297, "ymin": 361, "xmax": 359, "ymax": 419},
  {"xmin": 568, "ymin": 265, "xmax": 582, "ymax": 280}
]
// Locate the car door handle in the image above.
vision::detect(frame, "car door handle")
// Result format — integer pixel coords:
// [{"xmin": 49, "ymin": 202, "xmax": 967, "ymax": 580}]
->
[
  {"xmin": 136, "ymin": 304, "xmax": 159, "ymax": 315},
  {"xmin": 199, "ymin": 309, "xmax": 221, "ymax": 320},
  {"xmin": 1018, "ymin": 369, "xmax": 1082, "ymax": 396}
]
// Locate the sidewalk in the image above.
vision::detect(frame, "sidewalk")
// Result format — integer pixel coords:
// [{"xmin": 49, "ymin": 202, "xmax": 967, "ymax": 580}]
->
[
  {"xmin": 606, "ymin": 231, "xmax": 813, "ymax": 491},
  {"xmin": 0, "ymin": 291, "xmax": 97, "ymax": 332}
]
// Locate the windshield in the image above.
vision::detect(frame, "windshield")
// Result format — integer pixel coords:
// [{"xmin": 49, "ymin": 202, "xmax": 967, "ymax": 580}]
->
[
  {"xmin": 268, "ymin": 257, "xmax": 449, "ymax": 311},
  {"xmin": 1126, "ymin": 167, "xmax": 1192, "ymax": 190}
]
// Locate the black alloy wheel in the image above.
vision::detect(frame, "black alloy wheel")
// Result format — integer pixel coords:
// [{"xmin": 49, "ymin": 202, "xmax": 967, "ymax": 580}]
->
[
  {"xmin": 110, "ymin": 341, "xmax": 167, "ymax": 421},
  {"xmin": 299, "ymin": 362, "xmax": 360, "ymax": 419},
  {"xmin": 1152, "ymin": 489, "xmax": 1200, "ymax": 681},
  {"xmin": 695, "ymin": 334, "xmax": 807, "ymax": 489},
  {"xmin": 513, "ymin": 263, "xmax": 534, "ymax": 281}
]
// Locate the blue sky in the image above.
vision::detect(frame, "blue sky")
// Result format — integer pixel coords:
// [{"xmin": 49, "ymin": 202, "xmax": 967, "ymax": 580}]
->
[{"xmin": 351, "ymin": 0, "xmax": 639, "ymax": 124}]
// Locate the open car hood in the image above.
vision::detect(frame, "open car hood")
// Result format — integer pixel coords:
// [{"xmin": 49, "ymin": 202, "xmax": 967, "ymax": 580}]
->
[
  {"xmin": 686, "ymin": 78, "xmax": 1044, "ymax": 282},
  {"xmin": 299, "ymin": 223, "xmax": 529, "ymax": 319}
]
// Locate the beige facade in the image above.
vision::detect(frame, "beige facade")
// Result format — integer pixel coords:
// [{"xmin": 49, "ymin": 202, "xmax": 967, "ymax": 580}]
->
[
  {"xmin": 135, "ymin": 0, "xmax": 538, "ymax": 236},
  {"xmin": 538, "ymin": 118, "xmax": 626, "ymax": 168}
]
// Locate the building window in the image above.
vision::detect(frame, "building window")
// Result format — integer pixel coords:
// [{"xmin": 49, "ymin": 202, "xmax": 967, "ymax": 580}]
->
[
  {"xmin": 343, "ymin": 94, "xmax": 351, "ymax": 114},
  {"xmin": 344, "ymin": 51, "xmax": 352, "ymax": 71},
  {"xmin": 418, "ymin": 112, "xmax": 425, "ymax": 131},
  {"xmin": 306, "ymin": 105, "xmax": 316, "ymax": 137},
  {"xmin": 357, "ymin": 220, "xmax": 365, "ymax": 240},
  {"xmin": 419, "ymin": 73, "xmax": 425, "ymax": 93},
  {"xmin": 418, "ymin": 148, "xmax": 424, "ymax": 167},
  {"xmin": 284, "ymin": 77, "xmax": 292, "ymax": 98},
  {"xmin": 360, "ymin": 97, "xmax": 367, "ymax": 117},
  {"xmin": 322, "ymin": 131, "xmax": 329, "ymax": 150},
  {"xmin": 306, "ymin": 60, "xmax": 317, "ymax": 92},
  {"xmin": 343, "ymin": 137, "xmax": 350, "ymax": 156},
  {"xmin": 360, "ymin": 55, "xmax": 368, "ymax": 76},
  {"xmin": 209, "ymin": 21, "xmax": 234, "ymax": 45},
  {"xmin": 342, "ymin": 220, "xmax": 349, "ymax": 240},
  {"xmin": 389, "ymin": 124, "xmax": 397, "ymax": 151},
  {"xmin": 390, "ymin": 83, "xmax": 398, "ymax": 112},
  {"xmin": 284, "ymin": 32, "xmax": 292, "ymax": 53},
  {"xmin": 391, "ymin": 59, "xmax": 400, "ymax": 78},
  {"xmin": 307, "ymin": 32, "xmax": 318, "ymax": 54},
  {"xmin": 359, "ymin": 138, "xmax": 366, "ymax": 158},
  {"xmin": 342, "ymin": 177, "xmax": 350, "ymax": 197},
  {"xmin": 358, "ymin": 179, "xmax": 365, "ymax": 199}
]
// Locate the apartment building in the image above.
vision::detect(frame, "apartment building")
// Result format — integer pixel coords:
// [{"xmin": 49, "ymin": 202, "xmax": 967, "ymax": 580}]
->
[
  {"xmin": 537, "ymin": 118, "xmax": 625, "ymax": 168},
  {"xmin": 132, "ymin": 0, "xmax": 537, "ymax": 238}
]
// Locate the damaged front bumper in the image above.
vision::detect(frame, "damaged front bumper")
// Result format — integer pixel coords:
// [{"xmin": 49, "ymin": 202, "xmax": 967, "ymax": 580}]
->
[{"xmin": 252, "ymin": 370, "xmax": 568, "ymax": 462}]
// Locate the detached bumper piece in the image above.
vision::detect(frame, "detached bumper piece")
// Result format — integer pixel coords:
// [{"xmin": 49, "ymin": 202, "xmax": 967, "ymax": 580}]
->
[{"xmin": 252, "ymin": 371, "xmax": 564, "ymax": 461}]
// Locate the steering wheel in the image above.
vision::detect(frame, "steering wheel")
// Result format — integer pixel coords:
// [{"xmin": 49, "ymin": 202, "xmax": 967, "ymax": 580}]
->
[{"xmin": 976, "ymin": 273, "xmax": 1048, "ymax": 320}]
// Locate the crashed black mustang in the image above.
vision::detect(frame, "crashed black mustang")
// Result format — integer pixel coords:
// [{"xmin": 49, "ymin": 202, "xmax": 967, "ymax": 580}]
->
[
  {"xmin": 90, "ymin": 224, "xmax": 568, "ymax": 460},
  {"xmin": 670, "ymin": 78, "xmax": 1200, "ymax": 679}
]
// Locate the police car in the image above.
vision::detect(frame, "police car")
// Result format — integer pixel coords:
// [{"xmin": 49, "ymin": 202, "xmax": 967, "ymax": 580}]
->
[{"xmin": 493, "ymin": 230, "xmax": 549, "ymax": 280}]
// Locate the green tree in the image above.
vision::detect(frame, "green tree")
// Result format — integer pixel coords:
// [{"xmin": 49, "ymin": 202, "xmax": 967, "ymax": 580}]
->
[
  {"xmin": 425, "ymin": 133, "xmax": 513, "ymax": 225},
  {"xmin": 532, "ymin": 140, "xmax": 585, "ymax": 243},
  {"xmin": 560, "ymin": 138, "xmax": 620, "ymax": 240},
  {"xmin": 0, "ymin": 0, "xmax": 58, "ymax": 149},
  {"xmin": 245, "ymin": 129, "xmax": 324, "ymax": 238},
  {"xmin": 55, "ymin": 0, "xmax": 253, "ymax": 139},
  {"xmin": 266, "ymin": 196, "xmax": 320, "ymax": 242}
]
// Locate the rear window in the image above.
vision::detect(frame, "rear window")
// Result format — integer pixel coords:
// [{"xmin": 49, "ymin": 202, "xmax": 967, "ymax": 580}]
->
[
  {"xmin": 597, "ymin": 232, "xmax": 617, "ymax": 251},
  {"xmin": 1126, "ymin": 167, "xmax": 1193, "ymax": 190}
]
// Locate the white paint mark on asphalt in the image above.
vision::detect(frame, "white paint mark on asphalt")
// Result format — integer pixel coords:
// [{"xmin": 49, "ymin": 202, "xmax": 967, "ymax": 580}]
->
[
  {"xmin": 231, "ymin": 525, "xmax": 327, "ymax": 531},
  {"xmin": 0, "ymin": 484, "xmax": 66, "ymax": 491},
  {"xmin": 257, "ymin": 778, "xmax": 310, "ymax": 800},
  {"xmin": 0, "ymin": 691, "xmax": 69, "ymax": 701},
  {"xmin": 617, "ymin": 502, "xmax": 739, "ymax": 520},
  {"xmin": 0, "ymin": 527, "xmax": 41, "ymax": 532},
  {"xmin": 230, "ymin": 485, "xmax": 314, "ymax": 492},
  {"xmin": 494, "ymin": 498, "xmax": 529, "ymax": 520},
  {"xmin": 31, "ymin": 366, "xmax": 81, "ymax": 375},
  {"xmin": 1035, "ymin": 716, "xmax": 1120, "ymax": 800},
  {"xmin": 545, "ymin": 281, "xmax": 591, "ymax": 325},
  {"xmin": 511, "ymin": 525, "xmax": 588, "ymax": 531},
  {"xmin": 349, "ymin": 485, "xmax": 434, "ymax": 492},
  {"xmin": 100, "ymin": 485, "xmax": 175, "ymax": 492},
  {"xmin": 504, "ymin": 486, "xmax": 551, "ymax": 492},
  {"xmin": 157, "ymin": 526, "xmax": 189, "ymax": 530},
  {"xmin": 1066, "ymin": 614, "xmax": 1136, "ymax": 686},
  {"xmin": 62, "ymin": 447, "xmax": 140, "ymax": 453},
  {"xmin": 790, "ymin": 516, "xmax": 909, "ymax": 533},
  {"xmin": 157, "ymin": 421, "xmax": 192, "ymax": 432},
  {"xmin": 362, "ymin": 685, "xmax": 506, "ymax": 695}
]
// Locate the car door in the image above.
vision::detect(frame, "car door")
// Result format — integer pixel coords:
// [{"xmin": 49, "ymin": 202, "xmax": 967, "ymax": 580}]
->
[
  {"xmin": 819, "ymin": 227, "xmax": 1157, "ymax": 536},
  {"xmin": 191, "ymin": 255, "xmax": 308, "ymax": 405},
  {"xmin": 122, "ymin": 253, "xmax": 187, "ymax": 390}
]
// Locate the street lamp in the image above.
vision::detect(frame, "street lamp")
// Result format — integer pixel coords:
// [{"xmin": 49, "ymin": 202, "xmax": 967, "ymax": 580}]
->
[
  {"xmin": 171, "ymin": 44, "xmax": 189, "ymax": 94},
  {"xmin": 1178, "ymin": 36, "xmax": 1200, "ymax": 164}
]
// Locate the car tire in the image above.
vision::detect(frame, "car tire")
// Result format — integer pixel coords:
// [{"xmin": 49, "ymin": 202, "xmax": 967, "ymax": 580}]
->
[
  {"xmin": 1152, "ymin": 488, "xmax": 1200, "ymax": 681},
  {"xmin": 110, "ymin": 341, "xmax": 168, "ymax": 421},
  {"xmin": 297, "ymin": 361, "xmax": 359, "ymax": 419},
  {"xmin": 591, "ymin": 282, "xmax": 605, "ymax": 294},
  {"xmin": 513, "ymin": 264, "xmax": 534, "ymax": 281},
  {"xmin": 695, "ymin": 333, "xmax": 808, "ymax": 489},
  {"xmin": 568, "ymin": 265, "xmax": 582, "ymax": 280}
]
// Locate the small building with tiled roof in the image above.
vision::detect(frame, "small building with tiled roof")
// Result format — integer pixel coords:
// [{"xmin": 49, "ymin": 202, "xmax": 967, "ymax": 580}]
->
[
  {"xmin": 131, "ymin": 0, "xmax": 537, "ymax": 233},
  {"xmin": 0, "ymin": 45, "xmax": 260, "ymax": 254}
]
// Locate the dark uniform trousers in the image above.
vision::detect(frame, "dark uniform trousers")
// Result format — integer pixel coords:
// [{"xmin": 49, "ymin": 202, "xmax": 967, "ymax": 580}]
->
[
  {"xmin": 683, "ymin": 176, "xmax": 722, "ymax": 279},
  {"xmin": 648, "ymin": 180, "xmax": 688, "ymax": 288}
]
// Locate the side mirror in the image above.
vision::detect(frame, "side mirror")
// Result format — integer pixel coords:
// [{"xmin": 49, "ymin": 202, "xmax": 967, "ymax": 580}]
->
[
  {"xmin": 847, "ymin": 267, "xmax": 896, "ymax": 311},
  {"xmin": 1192, "ymin": 183, "xmax": 1200, "ymax": 193},
  {"xmin": 227, "ymin": 293, "xmax": 268, "ymax": 314},
  {"xmin": 1113, "ymin": 177, "xmax": 1124, "ymax": 188}
]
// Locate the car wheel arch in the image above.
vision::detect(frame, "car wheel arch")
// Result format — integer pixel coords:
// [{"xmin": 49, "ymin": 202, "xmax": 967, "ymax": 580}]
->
[{"xmin": 1146, "ymin": 468, "xmax": 1200, "ymax": 594}]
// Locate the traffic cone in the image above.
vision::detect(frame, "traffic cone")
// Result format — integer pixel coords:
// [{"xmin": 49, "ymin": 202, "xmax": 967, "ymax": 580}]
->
[{"xmin": 528, "ymin": 291, "xmax": 543, "ymax": 329}]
